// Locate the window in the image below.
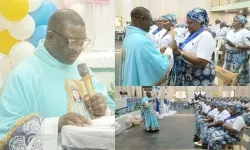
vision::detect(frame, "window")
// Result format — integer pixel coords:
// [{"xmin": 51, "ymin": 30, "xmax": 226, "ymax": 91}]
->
[
  {"xmin": 223, "ymin": 91, "xmax": 228, "ymax": 97},
  {"xmin": 223, "ymin": 90, "xmax": 235, "ymax": 97},
  {"xmin": 116, "ymin": 16, "xmax": 122, "ymax": 27},
  {"xmin": 176, "ymin": 91, "xmax": 187, "ymax": 99},
  {"xmin": 230, "ymin": 90, "xmax": 235, "ymax": 97}
]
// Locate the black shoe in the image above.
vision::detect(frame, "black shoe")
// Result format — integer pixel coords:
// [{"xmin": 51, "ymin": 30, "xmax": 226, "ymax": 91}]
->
[{"xmin": 193, "ymin": 135, "xmax": 200, "ymax": 142}]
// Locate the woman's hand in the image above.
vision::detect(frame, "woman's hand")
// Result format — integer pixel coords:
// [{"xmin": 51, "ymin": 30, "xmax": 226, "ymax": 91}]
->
[
  {"xmin": 160, "ymin": 46, "xmax": 167, "ymax": 54},
  {"xmin": 217, "ymin": 121, "xmax": 224, "ymax": 126},
  {"xmin": 168, "ymin": 40, "xmax": 178, "ymax": 51}
]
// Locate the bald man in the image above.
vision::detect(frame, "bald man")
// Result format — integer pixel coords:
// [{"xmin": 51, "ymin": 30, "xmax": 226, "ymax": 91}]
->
[
  {"xmin": 122, "ymin": 7, "xmax": 174, "ymax": 86},
  {"xmin": 0, "ymin": 9, "xmax": 115, "ymax": 149}
]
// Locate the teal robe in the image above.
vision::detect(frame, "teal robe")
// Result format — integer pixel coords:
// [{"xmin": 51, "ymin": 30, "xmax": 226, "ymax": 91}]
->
[
  {"xmin": 0, "ymin": 40, "xmax": 115, "ymax": 140},
  {"xmin": 122, "ymin": 26, "xmax": 169, "ymax": 86},
  {"xmin": 141, "ymin": 97, "xmax": 159, "ymax": 131}
]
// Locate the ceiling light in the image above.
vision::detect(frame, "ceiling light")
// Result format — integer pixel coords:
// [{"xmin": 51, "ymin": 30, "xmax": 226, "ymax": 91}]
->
[
  {"xmin": 225, "ymin": 10, "xmax": 228, "ymax": 12},
  {"xmin": 240, "ymin": 10, "xmax": 243, "ymax": 13}
]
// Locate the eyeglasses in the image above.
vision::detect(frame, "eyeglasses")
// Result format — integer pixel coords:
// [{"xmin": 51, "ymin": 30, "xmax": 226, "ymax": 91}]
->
[{"xmin": 48, "ymin": 30, "xmax": 91, "ymax": 50}]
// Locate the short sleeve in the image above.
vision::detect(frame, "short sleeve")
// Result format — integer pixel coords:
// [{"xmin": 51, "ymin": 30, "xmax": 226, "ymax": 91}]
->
[
  {"xmin": 196, "ymin": 32, "xmax": 216, "ymax": 61},
  {"xmin": 232, "ymin": 117, "xmax": 245, "ymax": 132},
  {"xmin": 242, "ymin": 30, "xmax": 250, "ymax": 46}
]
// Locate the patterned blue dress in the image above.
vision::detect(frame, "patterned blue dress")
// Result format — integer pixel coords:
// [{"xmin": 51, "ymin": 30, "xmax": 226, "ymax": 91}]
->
[
  {"xmin": 141, "ymin": 97, "xmax": 159, "ymax": 131},
  {"xmin": 242, "ymin": 112, "xmax": 250, "ymax": 126},
  {"xmin": 223, "ymin": 28, "xmax": 250, "ymax": 85},
  {"xmin": 169, "ymin": 57, "xmax": 215, "ymax": 86},
  {"xmin": 224, "ymin": 49, "xmax": 250, "ymax": 85},
  {"xmin": 207, "ymin": 116, "xmax": 245, "ymax": 150}
]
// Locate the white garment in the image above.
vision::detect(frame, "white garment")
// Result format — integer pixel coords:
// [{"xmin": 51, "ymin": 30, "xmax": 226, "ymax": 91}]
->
[
  {"xmin": 214, "ymin": 109, "xmax": 230, "ymax": 122},
  {"xmin": 27, "ymin": 109, "xmax": 113, "ymax": 150},
  {"xmin": 152, "ymin": 28, "xmax": 167, "ymax": 48},
  {"xmin": 204, "ymin": 105, "xmax": 211, "ymax": 114},
  {"xmin": 156, "ymin": 28, "xmax": 185, "ymax": 49},
  {"xmin": 212, "ymin": 24, "xmax": 220, "ymax": 33},
  {"xmin": 207, "ymin": 108, "xmax": 219, "ymax": 118},
  {"xmin": 202, "ymin": 103, "xmax": 208, "ymax": 111},
  {"xmin": 216, "ymin": 27, "xmax": 229, "ymax": 37},
  {"xmin": 225, "ymin": 116, "xmax": 245, "ymax": 132},
  {"xmin": 244, "ymin": 102, "xmax": 250, "ymax": 109},
  {"xmin": 226, "ymin": 28, "xmax": 250, "ymax": 51},
  {"xmin": 159, "ymin": 33, "xmax": 172, "ymax": 48},
  {"xmin": 182, "ymin": 31, "xmax": 216, "ymax": 63},
  {"xmin": 174, "ymin": 28, "xmax": 185, "ymax": 46},
  {"xmin": 61, "ymin": 116, "xmax": 115, "ymax": 150},
  {"xmin": 148, "ymin": 25, "xmax": 158, "ymax": 39},
  {"xmin": 27, "ymin": 117, "xmax": 59, "ymax": 150},
  {"xmin": 199, "ymin": 101, "xmax": 204, "ymax": 106},
  {"xmin": 176, "ymin": 27, "xmax": 186, "ymax": 37}
]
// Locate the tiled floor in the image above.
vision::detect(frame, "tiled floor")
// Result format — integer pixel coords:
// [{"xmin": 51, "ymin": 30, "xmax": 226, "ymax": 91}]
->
[{"xmin": 115, "ymin": 108, "xmax": 250, "ymax": 150}]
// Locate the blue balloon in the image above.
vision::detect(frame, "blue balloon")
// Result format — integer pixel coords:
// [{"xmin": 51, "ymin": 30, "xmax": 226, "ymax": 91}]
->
[
  {"xmin": 28, "ymin": 25, "xmax": 47, "ymax": 47},
  {"xmin": 29, "ymin": 0, "xmax": 57, "ymax": 27}
]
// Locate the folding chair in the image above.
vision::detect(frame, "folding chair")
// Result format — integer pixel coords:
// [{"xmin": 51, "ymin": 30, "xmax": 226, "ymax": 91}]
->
[
  {"xmin": 224, "ymin": 126, "xmax": 247, "ymax": 150},
  {"xmin": 215, "ymin": 66, "xmax": 238, "ymax": 86}
]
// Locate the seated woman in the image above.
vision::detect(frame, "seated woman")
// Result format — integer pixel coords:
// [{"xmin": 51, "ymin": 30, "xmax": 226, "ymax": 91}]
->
[
  {"xmin": 141, "ymin": 92, "xmax": 159, "ymax": 132},
  {"xmin": 194, "ymin": 101, "xmax": 230, "ymax": 145},
  {"xmin": 195, "ymin": 100, "xmax": 211, "ymax": 135},
  {"xmin": 197, "ymin": 104, "xmax": 245, "ymax": 149},
  {"xmin": 242, "ymin": 108, "xmax": 250, "ymax": 126},
  {"xmin": 168, "ymin": 8, "xmax": 216, "ymax": 86},
  {"xmin": 197, "ymin": 101, "xmax": 219, "ymax": 135}
]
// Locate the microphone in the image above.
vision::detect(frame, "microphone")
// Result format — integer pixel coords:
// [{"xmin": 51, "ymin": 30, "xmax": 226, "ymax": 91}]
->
[{"xmin": 77, "ymin": 63, "xmax": 94, "ymax": 97}]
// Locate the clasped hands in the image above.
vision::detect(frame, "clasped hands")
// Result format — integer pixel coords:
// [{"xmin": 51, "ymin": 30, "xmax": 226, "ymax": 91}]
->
[
  {"xmin": 58, "ymin": 93, "xmax": 107, "ymax": 132},
  {"xmin": 160, "ymin": 40, "xmax": 182, "ymax": 56}
]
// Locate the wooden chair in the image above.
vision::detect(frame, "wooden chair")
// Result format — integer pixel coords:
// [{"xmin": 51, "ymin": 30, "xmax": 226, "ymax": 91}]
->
[
  {"xmin": 215, "ymin": 66, "xmax": 238, "ymax": 86},
  {"xmin": 224, "ymin": 126, "xmax": 247, "ymax": 150}
]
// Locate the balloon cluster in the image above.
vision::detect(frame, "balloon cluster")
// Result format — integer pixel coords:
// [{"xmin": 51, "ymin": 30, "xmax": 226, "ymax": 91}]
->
[
  {"xmin": 125, "ymin": 115, "xmax": 142, "ymax": 127},
  {"xmin": 0, "ymin": 0, "xmax": 57, "ymax": 84},
  {"xmin": 63, "ymin": 0, "xmax": 85, "ymax": 19},
  {"xmin": 114, "ymin": 122, "xmax": 121, "ymax": 134}
]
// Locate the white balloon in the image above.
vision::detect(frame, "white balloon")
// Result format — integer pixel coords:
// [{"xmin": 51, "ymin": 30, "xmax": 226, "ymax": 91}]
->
[
  {"xmin": 0, "ymin": 13, "xmax": 8, "ymax": 32},
  {"xmin": 70, "ymin": 4, "xmax": 84, "ymax": 18},
  {"xmin": 9, "ymin": 42, "xmax": 35, "ymax": 68},
  {"xmin": 29, "ymin": 0, "xmax": 43, "ymax": 12},
  {"xmin": 8, "ymin": 15, "xmax": 35, "ymax": 40}
]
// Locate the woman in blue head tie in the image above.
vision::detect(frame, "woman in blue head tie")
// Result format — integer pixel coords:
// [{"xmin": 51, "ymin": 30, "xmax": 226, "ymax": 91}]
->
[
  {"xmin": 148, "ymin": 16, "xmax": 166, "ymax": 46},
  {"xmin": 141, "ymin": 91, "xmax": 159, "ymax": 132},
  {"xmin": 222, "ymin": 15, "xmax": 250, "ymax": 85},
  {"xmin": 157, "ymin": 14, "xmax": 181, "ymax": 49},
  {"xmin": 194, "ymin": 101, "xmax": 230, "ymax": 147},
  {"xmin": 206, "ymin": 104, "xmax": 246, "ymax": 150},
  {"xmin": 167, "ymin": 8, "xmax": 216, "ymax": 86}
]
